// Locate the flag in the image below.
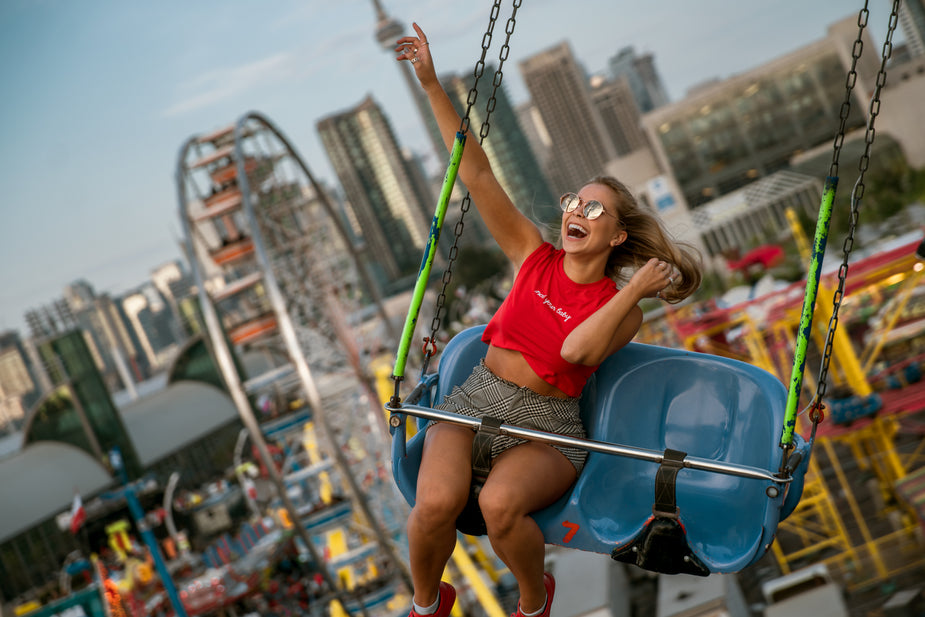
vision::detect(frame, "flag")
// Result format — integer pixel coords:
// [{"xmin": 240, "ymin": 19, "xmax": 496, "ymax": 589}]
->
[
  {"xmin": 70, "ymin": 493, "xmax": 86, "ymax": 534},
  {"xmin": 242, "ymin": 475, "xmax": 257, "ymax": 501}
]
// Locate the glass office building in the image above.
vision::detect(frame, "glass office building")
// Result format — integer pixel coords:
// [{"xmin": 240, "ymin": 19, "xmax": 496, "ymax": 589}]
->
[
  {"xmin": 27, "ymin": 330, "xmax": 141, "ymax": 478},
  {"xmin": 642, "ymin": 18, "xmax": 878, "ymax": 209}
]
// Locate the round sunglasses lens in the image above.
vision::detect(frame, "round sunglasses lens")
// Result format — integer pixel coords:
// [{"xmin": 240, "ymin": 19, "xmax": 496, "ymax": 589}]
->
[
  {"xmin": 584, "ymin": 201, "xmax": 604, "ymax": 220},
  {"xmin": 560, "ymin": 193, "xmax": 580, "ymax": 212}
]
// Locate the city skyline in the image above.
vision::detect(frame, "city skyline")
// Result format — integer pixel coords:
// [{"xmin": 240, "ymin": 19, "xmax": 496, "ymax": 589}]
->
[{"xmin": 0, "ymin": 0, "xmax": 895, "ymax": 335}]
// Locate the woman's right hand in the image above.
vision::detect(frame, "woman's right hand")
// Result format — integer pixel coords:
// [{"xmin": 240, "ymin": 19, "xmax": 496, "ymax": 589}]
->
[
  {"xmin": 396, "ymin": 23, "xmax": 437, "ymax": 90},
  {"xmin": 394, "ymin": 21, "xmax": 543, "ymax": 265}
]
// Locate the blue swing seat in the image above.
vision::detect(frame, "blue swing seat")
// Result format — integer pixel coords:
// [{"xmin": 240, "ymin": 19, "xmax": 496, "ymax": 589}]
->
[{"xmin": 390, "ymin": 325, "xmax": 811, "ymax": 575}]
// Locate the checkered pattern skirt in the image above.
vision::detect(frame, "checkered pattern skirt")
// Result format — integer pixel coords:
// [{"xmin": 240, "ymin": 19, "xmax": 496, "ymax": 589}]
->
[{"xmin": 434, "ymin": 360, "xmax": 588, "ymax": 473}]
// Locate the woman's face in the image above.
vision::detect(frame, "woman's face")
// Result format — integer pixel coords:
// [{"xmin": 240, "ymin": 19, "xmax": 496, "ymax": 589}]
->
[{"xmin": 560, "ymin": 183, "xmax": 626, "ymax": 255}]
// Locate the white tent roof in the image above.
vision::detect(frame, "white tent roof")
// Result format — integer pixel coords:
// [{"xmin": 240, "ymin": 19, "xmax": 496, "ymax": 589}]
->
[
  {"xmin": 0, "ymin": 380, "xmax": 239, "ymax": 543},
  {"xmin": 0, "ymin": 442, "xmax": 113, "ymax": 542},
  {"xmin": 120, "ymin": 381, "xmax": 239, "ymax": 467}
]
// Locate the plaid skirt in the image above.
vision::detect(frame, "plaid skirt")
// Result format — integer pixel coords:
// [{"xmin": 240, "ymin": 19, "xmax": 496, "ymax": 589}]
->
[{"xmin": 434, "ymin": 360, "xmax": 588, "ymax": 473}]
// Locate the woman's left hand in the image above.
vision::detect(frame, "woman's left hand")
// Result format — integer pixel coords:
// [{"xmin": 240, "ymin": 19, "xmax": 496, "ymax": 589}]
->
[{"xmin": 627, "ymin": 257, "xmax": 675, "ymax": 301}]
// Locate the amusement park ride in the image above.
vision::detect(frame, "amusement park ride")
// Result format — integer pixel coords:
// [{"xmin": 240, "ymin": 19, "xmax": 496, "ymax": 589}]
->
[
  {"xmin": 32, "ymin": 2, "xmax": 925, "ymax": 617},
  {"xmin": 383, "ymin": 0, "xmax": 923, "ymax": 598},
  {"xmin": 175, "ymin": 113, "xmax": 415, "ymax": 617},
  {"xmin": 664, "ymin": 226, "xmax": 925, "ymax": 588}
]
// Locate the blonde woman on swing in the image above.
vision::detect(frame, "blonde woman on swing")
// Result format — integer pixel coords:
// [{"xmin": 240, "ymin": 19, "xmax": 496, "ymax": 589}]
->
[{"xmin": 396, "ymin": 23, "xmax": 702, "ymax": 617}]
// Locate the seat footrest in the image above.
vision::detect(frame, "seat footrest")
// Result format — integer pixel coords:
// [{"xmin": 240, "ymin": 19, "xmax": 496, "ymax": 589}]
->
[{"xmin": 611, "ymin": 517, "xmax": 710, "ymax": 576}]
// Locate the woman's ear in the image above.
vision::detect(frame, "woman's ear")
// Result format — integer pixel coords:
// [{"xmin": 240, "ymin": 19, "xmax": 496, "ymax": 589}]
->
[{"xmin": 611, "ymin": 231, "xmax": 627, "ymax": 247}]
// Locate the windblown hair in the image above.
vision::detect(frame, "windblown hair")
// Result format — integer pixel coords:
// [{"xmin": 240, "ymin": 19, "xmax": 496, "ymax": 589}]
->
[{"xmin": 590, "ymin": 175, "xmax": 702, "ymax": 304}]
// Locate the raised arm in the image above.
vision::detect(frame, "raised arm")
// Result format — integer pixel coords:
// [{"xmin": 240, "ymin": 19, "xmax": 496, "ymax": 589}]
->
[{"xmin": 396, "ymin": 23, "xmax": 542, "ymax": 267}]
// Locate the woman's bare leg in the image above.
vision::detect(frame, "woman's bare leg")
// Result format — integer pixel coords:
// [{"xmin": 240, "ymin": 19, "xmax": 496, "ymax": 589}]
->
[
  {"xmin": 478, "ymin": 444, "xmax": 577, "ymax": 613},
  {"xmin": 407, "ymin": 423, "xmax": 474, "ymax": 605}
]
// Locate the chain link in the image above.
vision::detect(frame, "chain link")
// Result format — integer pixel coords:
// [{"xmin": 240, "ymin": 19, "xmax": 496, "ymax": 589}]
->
[
  {"xmin": 829, "ymin": 1, "xmax": 869, "ymax": 179},
  {"xmin": 814, "ymin": 0, "xmax": 899, "ymax": 408},
  {"xmin": 423, "ymin": 0, "xmax": 521, "ymax": 369},
  {"xmin": 459, "ymin": 0, "xmax": 501, "ymax": 137}
]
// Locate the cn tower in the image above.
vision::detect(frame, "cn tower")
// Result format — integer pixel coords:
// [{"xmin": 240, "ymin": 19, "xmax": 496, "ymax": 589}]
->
[{"xmin": 372, "ymin": 0, "xmax": 447, "ymax": 164}]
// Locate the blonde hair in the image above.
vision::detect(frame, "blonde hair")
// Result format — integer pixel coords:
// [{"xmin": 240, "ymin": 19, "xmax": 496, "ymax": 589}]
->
[{"xmin": 590, "ymin": 175, "xmax": 702, "ymax": 304}]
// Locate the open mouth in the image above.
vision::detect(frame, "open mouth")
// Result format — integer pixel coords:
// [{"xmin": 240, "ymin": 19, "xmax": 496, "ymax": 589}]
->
[{"xmin": 567, "ymin": 222, "xmax": 588, "ymax": 239}]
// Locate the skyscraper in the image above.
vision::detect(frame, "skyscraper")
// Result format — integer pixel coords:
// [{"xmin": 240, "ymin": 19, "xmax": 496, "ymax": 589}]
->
[
  {"xmin": 0, "ymin": 331, "xmax": 37, "ymax": 429},
  {"xmin": 591, "ymin": 75, "xmax": 649, "ymax": 158},
  {"xmin": 48, "ymin": 281, "xmax": 145, "ymax": 390},
  {"xmin": 520, "ymin": 41, "xmax": 617, "ymax": 194},
  {"xmin": 899, "ymin": 0, "xmax": 925, "ymax": 58},
  {"xmin": 29, "ymin": 329, "xmax": 143, "ymax": 479},
  {"xmin": 151, "ymin": 260, "xmax": 195, "ymax": 342},
  {"xmin": 371, "ymin": 0, "xmax": 446, "ymax": 167},
  {"xmin": 122, "ymin": 285, "xmax": 179, "ymax": 373},
  {"xmin": 317, "ymin": 95, "xmax": 435, "ymax": 292},
  {"xmin": 608, "ymin": 47, "xmax": 670, "ymax": 113},
  {"xmin": 641, "ymin": 17, "xmax": 877, "ymax": 209},
  {"xmin": 515, "ymin": 102, "xmax": 553, "ymax": 174},
  {"xmin": 444, "ymin": 67, "xmax": 559, "ymax": 226}
]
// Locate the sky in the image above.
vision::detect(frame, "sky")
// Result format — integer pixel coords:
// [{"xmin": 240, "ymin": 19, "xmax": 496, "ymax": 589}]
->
[{"xmin": 0, "ymin": 0, "xmax": 895, "ymax": 335}]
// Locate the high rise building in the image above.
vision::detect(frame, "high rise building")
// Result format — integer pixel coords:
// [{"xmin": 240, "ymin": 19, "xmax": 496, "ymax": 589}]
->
[
  {"xmin": 591, "ymin": 75, "xmax": 649, "ymax": 158},
  {"xmin": 443, "ymin": 67, "xmax": 558, "ymax": 226},
  {"xmin": 520, "ymin": 41, "xmax": 617, "ymax": 194},
  {"xmin": 0, "ymin": 332, "xmax": 37, "ymax": 429},
  {"xmin": 608, "ymin": 47, "xmax": 670, "ymax": 113},
  {"xmin": 317, "ymin": 95, "xmax": 435, "ymax": 293},
  {"xmin": 515, "ymin": 102, "xmax": 554, "ymax": 174},
  {"xmin": 122, "ymin": 285, "xmax": 180, "ymax": 373},
  {"xmin": 28, "ymin": 329, "xmax": 142, "ymax": 478},
  {"xmin": 899, "ymin": 0, "xmax": 925, "ymax": 58},
  {"xmin": 29, "ymin": 281, "xmax": 145, "ymax": 391},
  {"xmin": 371, "ymin": 0, "xmax": 446, "ymax": 167},
  {"xmin": 641, "ymin": 16, "xmax": 879, "ymax": 209},
  {"xmin": 151, "ymin": 260, "xmax": 195, "ymax": 342}
]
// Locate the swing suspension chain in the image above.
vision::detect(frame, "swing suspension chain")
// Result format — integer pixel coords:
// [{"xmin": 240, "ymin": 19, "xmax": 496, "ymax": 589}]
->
[
  {"xmin": 423, "ymin": 0, "xmax": 522, "ymax": 371},
  {"xmin": 811, "ymin": 0, "xmax": 900, "ymax": 420},
  {"xmin": 828, "ymin": 1, "xmax": 869, "ymax": 180}
]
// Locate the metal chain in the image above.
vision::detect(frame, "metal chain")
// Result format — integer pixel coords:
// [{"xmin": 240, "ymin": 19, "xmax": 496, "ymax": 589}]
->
[
  {"xmin": 829, "ymin": 1, "xmax": 869, "ymax": 179},
  {"xmin": 458, "ymin": 0, "xmax": 502, "ymax": 137},
  {"xmin": 423, "ymin": 0, "xmax": 521, "ymax": 368},
  {"xmin": 813, "ymin": 0, "xmax": 900, "ymax": 413}
]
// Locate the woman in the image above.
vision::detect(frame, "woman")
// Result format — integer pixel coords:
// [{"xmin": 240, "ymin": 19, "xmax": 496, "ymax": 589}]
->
[{"xmin": 396, "ymin": 24, "xmax": 702, "ymax": 617}]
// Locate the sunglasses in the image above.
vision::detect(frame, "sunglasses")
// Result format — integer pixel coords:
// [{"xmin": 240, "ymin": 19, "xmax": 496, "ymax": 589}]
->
[{"xmin": 560, "ymin": 192, "xmax": 616, "ymax": 221}]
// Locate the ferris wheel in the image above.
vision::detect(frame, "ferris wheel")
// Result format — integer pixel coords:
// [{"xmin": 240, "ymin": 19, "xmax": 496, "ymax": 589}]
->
[{"xmin": 176, "ymin": 111, "xmax": 411, "ymax": 614}]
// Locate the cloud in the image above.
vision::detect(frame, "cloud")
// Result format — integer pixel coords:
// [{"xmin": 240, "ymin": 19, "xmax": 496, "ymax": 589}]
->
[
  {"xmin": 309, "ymin": 23, "xmax": 369, "ymax": 68},
  {"xmin": 162, "ymin": 52, "xmax": 295, "ymax": 117}
]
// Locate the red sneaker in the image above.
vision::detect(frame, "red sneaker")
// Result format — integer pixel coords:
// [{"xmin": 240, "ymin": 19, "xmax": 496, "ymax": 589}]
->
[
  {"xmin": 512, "ymin": 572, "xmax": 555, "ymax": 617},
  {"xmin": 410, "ymin": 581, "xmax": 457, "ymax": 617}
]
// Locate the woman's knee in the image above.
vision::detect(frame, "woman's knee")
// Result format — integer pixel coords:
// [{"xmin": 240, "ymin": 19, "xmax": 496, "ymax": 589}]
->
[
  {"xmin": 478, "ymin": 483, "xmax": 524, "ymax": 534},
  {"xmin": 478, "ymin": 444, "xmax": 577, "ymax": 534},
  {"xmin": 412, "ymin": 482, "xmax": 469, "ymax": 528}
]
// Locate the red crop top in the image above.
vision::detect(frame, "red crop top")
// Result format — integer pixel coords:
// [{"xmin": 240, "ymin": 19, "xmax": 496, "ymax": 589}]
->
[{"xmin": 482, "ymin": 242, "xmax": 619, "ymax": 397}]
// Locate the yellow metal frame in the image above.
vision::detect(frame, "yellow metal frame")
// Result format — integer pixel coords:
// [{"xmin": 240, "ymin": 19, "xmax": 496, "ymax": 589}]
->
[
  {"xmin": 773, "ymin": 432, "xmax": 925, "ymax": 589},
  {"xmin": 861, "ymin": 268, "xmax": 924, "ymax": 373}
]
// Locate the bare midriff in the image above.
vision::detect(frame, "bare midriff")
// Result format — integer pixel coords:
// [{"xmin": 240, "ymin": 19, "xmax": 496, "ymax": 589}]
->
[{"xmin": 483, "ymin": 345, "xmax": 571, "ymax": 399}]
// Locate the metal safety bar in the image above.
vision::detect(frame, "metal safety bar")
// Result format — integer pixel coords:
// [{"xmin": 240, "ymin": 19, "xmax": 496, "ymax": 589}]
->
[{"xmin": 388, "ymin": 404, "xmax": 792, "ymax": 484}]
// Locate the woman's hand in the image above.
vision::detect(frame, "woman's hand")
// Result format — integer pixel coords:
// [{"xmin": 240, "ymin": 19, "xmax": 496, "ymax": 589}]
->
[
  {"xmin": 395, "ymin": 23, "xmax": 437, "ymax": 90},
  {"xmin": 393, "ymin": 21, "xmax": 544, "ymax": 265},
  {"xmin": 627, "ymin": 257, "xmax": 675, "ymax": 301}
]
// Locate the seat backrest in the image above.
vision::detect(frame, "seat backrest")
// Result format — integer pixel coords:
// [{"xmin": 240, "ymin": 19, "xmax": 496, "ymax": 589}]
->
[
  {"xmin": 433, "ymin": 325, "xmax": 490, "ymax": 404},
  {"xmin": 583, "ymin": 342, "xmax": 782, "ymax": 465},
  {"xmin": 542, "ymin": 340, "xmax": 789, "ymax": 572}
]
